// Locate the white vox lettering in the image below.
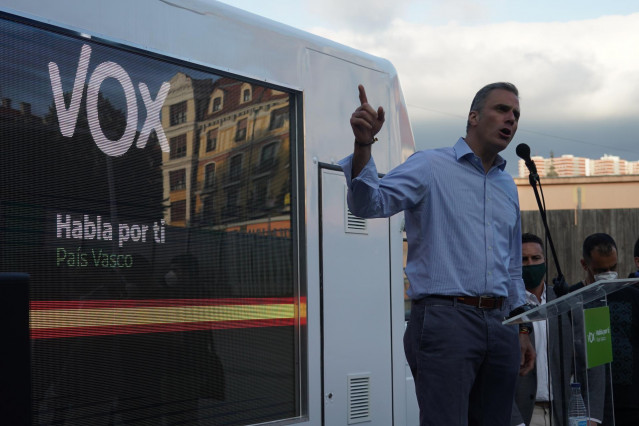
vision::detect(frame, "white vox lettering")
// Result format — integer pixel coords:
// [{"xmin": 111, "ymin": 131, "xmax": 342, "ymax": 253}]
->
[
  {"xmin": 138, "ymin": 82, "xmax": 170, "ymax": 152},
  {"xmin": 48, "ymin": 43, "xmax": 171, "ymax": 157},
  {"xmin": 48, "ymin": 44, "xmax": 91, "ymax": 137},
  {"xmin": 87, "ymin": 61, "xmax": 138, "ymax": 157}
]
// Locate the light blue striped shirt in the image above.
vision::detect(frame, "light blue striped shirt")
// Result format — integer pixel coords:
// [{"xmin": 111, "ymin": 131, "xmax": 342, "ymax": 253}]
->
[{"xmin": 339, "ymin": 137, "xmax": 526, "ymax": 311}]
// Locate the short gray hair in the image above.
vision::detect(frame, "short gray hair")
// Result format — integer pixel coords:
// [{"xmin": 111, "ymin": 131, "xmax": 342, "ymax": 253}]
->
[{"xmin": 466, "ymin": 82, "xmax": 519, "ymax": 132}]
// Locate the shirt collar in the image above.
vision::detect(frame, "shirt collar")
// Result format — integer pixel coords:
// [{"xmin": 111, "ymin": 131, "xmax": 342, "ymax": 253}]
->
[
  {"xmin": 453, "ymin": 137, "xmax": 507, "ymax": 171},
  {"xmin": 525, "ymin": 282, "xmax": 546, "ymax": 306}
]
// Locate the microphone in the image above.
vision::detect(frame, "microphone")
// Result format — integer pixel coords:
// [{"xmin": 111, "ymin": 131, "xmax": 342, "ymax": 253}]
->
[
  {"xmin": 516, "ymin": 144, "xmax": 567, "ymax": 304},
  {"xmin": 516, "ymin": 143, "xmax": 538, "ymax": 176}
]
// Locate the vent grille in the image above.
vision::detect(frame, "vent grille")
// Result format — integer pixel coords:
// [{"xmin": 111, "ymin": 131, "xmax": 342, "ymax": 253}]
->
[
  {"xmin": 344, "ymin": 186, "xmax": 367, "ymax": 234},
  {"xmin": 347, "ymin": 374, "xmax": 371, "ymax": 424}
]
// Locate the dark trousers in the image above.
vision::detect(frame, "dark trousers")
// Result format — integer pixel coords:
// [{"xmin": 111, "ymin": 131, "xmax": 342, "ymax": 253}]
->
[{"xmin": 404, "ymin": 296, "xmax": 520, "ymax": 426}]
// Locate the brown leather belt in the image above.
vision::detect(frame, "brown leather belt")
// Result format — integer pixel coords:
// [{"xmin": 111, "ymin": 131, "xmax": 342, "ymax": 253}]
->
[
  {"xmin": 414, "ymin": 295, "xmax": 505, "ymax": 309},
  {"xmin": 434, "ymin": 295, "xmax": 505, "ymax": 309}
]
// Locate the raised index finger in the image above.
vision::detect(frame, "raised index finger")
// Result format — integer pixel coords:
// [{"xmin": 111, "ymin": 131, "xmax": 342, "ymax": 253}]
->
[{"xmin": 358, "ymin": 84, "xmax": 368, "ymax": 105}]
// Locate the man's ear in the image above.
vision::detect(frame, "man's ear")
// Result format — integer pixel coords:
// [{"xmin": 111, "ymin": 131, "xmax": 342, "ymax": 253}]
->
[
  {"xmin": 634, "ymin": 256, "xmax": 639, "ymax": 268},
  {"xmin": 468, "ymin": 110, "xmax": 479, "ymax": 127}
]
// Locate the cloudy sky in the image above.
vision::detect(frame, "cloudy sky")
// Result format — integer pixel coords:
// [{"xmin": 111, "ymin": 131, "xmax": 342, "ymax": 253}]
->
[{"xmin": 218, "ymin": 0, "xmax": 639, "ymax": 175}]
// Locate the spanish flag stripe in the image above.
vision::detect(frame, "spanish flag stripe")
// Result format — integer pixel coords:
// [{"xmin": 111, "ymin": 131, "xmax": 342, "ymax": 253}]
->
[
  {"xmin": 30, "ymin": 318, "xmax": 297, "ymax": 339},
  {"xmin": 29, "ymin": 298, "xmax": 307, "ymax": 339}
]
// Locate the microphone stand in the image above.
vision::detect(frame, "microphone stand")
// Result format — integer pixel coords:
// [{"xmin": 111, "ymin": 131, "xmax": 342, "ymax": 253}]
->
[
  {"xmin": 526, "ymin": 171, "xmax": 567, "ymax": 294},
  {"xmin": 525, "ymin": 168, "xmax": 568, "ymax": 420}
]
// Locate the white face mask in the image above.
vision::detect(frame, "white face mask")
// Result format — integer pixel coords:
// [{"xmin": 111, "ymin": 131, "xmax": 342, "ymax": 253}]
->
[{"xmin": 594, "ymin": 271, "xmax": 618, "ymax": 282}]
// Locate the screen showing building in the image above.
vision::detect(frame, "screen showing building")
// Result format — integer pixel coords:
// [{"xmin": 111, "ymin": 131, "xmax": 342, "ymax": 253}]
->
[{"xmin": 0, "ymin": 13, "xmax": 302, "ymax": 425}]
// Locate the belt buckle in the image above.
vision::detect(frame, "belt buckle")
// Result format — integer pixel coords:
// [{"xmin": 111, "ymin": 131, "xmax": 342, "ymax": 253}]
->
[{"xmin": 478, "ymin": 295, "xmax": 495, "ymax": 309}]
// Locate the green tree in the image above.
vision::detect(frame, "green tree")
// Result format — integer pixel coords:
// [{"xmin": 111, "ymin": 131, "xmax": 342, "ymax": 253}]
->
[{"xmin": 547, "ymin": 150, "xmax": 559, "ymax": 178}]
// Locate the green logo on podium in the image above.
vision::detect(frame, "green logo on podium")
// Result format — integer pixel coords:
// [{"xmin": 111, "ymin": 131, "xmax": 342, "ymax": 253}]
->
[{"xmin": 584, "ymin": 306, "xmax": 612, "ymax": 369}]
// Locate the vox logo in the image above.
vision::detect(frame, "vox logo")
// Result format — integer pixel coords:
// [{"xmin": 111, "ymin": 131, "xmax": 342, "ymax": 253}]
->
[{"xmin": 48, "ymin": 44, "xmax": 171, "ymax": 157}]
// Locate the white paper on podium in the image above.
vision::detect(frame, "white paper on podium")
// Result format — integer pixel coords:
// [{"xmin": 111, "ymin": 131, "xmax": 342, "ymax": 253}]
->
[{"xmin": 503, "ymin": 278, "xmax": 639, "ymax": 324}]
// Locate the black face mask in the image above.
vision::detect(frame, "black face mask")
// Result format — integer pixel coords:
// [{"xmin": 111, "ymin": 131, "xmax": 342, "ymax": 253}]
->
[{"xmin": 522, "ymin": 263, "xmax": 546, "ymax": 290}]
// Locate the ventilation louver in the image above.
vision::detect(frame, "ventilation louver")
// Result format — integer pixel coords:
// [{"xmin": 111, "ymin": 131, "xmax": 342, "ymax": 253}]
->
[
  {"xmin": 344, "ymin": 185, "xmax": 367, "ymax": 234},
  {"xmin": 347, "ymin": 373, "xmax": 371, "ymax": 424}
]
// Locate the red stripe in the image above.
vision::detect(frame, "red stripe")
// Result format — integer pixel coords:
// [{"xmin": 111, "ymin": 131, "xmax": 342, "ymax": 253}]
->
[
  {"xmin": 31, "ymin": 318, "xmax": 299, "ymax": 339},
  {"xmin": 30, "ymin": 297, "xmax": 302, "ymax": 310}
]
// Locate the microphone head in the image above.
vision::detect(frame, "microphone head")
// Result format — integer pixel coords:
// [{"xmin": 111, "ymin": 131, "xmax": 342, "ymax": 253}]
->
[{"xmin": 516, "ymin": 143, "xmax": 531, "ymax": 160}]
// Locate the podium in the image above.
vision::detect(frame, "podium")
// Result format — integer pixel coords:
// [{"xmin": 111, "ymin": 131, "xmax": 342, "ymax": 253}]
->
[{"xmin": 504, "ymin": 278, "xmax": 639, "ymax": 426}]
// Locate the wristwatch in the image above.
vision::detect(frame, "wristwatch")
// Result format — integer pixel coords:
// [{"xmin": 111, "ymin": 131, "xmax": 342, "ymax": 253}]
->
[
  {"xmin": 518, "ymin": 324, "xmax": 532, "ymax": 335},
  {"xmin": 354, "ymin": 137, "xmax": 378, "ymax": 146},
  {"xmin": 508, "ymin": 304, "xmax": 534, "ymax": 335}
]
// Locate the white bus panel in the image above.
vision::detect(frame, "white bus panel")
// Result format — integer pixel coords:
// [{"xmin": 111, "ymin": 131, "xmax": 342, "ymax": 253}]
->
[{"xmin": 0, "ymin": 1, "xmax": 416, "ymax": 424}]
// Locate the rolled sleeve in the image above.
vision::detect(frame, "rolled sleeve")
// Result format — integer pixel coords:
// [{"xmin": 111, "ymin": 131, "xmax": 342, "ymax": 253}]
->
[
  {"xmin": 338, "ymin": 154, "xmax": 379, "ymax": 188},
  {"xmin": 338, "ymin": 154, "xmax": 381, "ymax": 218}
]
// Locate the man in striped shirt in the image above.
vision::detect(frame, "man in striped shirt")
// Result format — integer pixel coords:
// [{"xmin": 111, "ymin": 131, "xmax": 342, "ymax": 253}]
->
[{"xmin": 340, "ymin": 82, "xmax": 535, "ymax": 426}]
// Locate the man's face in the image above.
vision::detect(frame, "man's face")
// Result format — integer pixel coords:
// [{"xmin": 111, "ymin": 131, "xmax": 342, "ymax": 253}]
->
[
  {"xmin": 522, "ymin": 242, "xmax": 545, "ymax": 289},
  {"xmin": 522, "ymin": 242, "xmax": 544, "ymax": 266},
  {"xmin": 468, "ymin": 89, "xmax": 520, "ymax": 154},
  {"xmin": 581, "ymin": 247, "xmax": 618, "ymax": 284}
]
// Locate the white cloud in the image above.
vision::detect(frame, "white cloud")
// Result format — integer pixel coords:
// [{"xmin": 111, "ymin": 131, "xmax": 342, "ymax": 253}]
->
[
  {"xmin": 306, "ymin": 0, "xmax": 413, "ymax": 30},
  {"xmin": 309, "ymin": 13, "xmax": 639, "ymax": 123},
  {"xmin": 424, "ymin": 0, "xmax": 493, "ymax": 24}
]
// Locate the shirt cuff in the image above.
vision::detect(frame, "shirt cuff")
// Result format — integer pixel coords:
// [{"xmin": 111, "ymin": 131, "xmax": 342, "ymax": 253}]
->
[{"xmin": 338, "ymin": 154, "xmax": 378, "ymax": 188}]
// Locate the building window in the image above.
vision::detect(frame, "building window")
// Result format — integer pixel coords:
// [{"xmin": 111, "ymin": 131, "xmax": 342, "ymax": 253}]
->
[
  {"xmin": 269, "ymin": 107, "xmax": 287, "ymax": 130},
  {"xmin": 202, "ymin": 197, "xmax": 215, "ymax": 224},
  {"xmin": 243, "ymin": 88, "xmax": 251, "ymax": 102},
  {"xmin": 235, "ymin": 118, "xmax": 247, "ymax": 142},
  {"xmin": 229, "ymin": 154, "xmax": 242, "ymax": 181},
  {"xmin": 171, "ymin": 200, "xmax": 186, "ymax": 222},
  {"xmin": 169, "ymin": 134, "xmax": 187, "ymax": 159},
  {"xmin": 226, "ymin": 188, "xmax": 238, "ymax": 208},
  {"xmin": 204, "ymin": 163, "xmax": 216, "ymax": 188},
  {"xmin": 206, "ymin": 128, "xmax": 218, "ymax": 152},
  {"xmin": 253, "ymin": 176, "xmax": 269, "ymax": 207},
  {"xmin": 169, "ymin": 169, "xmax": 186, "ymax": 191},
  {"xmin": 260, "ymin": 142, "xmax": 277, "ymax": 168},
  {"xmin": 224, "ymin": 187, "xmax": 239, "ymax": 217},
  {"xmin": 169, "ymin": 101, "xmax": 187, "ymax": 126},
  {"xmin": 212, "ymin": 97, "xmax": 222, "ymax": 112}
]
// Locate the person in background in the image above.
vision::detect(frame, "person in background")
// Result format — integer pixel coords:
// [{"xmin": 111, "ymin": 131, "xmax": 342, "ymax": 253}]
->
[
  {"xmin": 569, "ymin": 233, "xmax": 639, "ymax": 425},
  {"xmin": 512, "ymin": 233, "xmax": 552, "ymax": 426},
  {"xmin": 340, "ymin": 82, "xmax": 535, "ymax": 426},
  {"xmin": 571, "ymin": 233, "xmax": 619, "ymax": 291},
  {"xmin": 571, "ymin": 234, "xmax": 639, "ymax": 426},
  {"xmin": 511, "ymin": 233, "xmax": 602, "ymax": 426}
]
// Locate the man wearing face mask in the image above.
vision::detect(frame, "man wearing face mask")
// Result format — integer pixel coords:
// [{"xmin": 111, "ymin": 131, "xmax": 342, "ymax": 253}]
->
[
  {"xmin": 569, "ymin": 233, "xmax": 619, "ymax": 291},
  {"xmin": 512, "ymin": 233, "xmax": 604, "ymax": 426},
  {"xmin": 571, "ymin": 233, "xmax": 639, "ymax": 426},
  {"xmin": 511, "ymin": 233, "xmax": 550, "ymax": 426}
]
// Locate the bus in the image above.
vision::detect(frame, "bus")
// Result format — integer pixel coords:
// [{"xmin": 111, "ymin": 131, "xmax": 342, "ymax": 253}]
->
[{"xmin": 0, "ymin": 1, "xmax": 417, "ymax": 424}]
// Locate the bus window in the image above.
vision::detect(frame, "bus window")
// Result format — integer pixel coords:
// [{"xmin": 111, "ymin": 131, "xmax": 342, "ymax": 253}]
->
[{"xmin": 0, "ymin": 14, "xmax": 302, "ymax": 425}]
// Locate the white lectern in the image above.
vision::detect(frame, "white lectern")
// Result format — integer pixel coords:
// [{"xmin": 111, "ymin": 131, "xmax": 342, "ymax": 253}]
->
[{"xmin": 504, "ymin": 278, "xmax": 639, "ymax": 426}]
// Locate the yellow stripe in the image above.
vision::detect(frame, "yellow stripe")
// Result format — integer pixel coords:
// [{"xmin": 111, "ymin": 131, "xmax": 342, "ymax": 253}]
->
[{"xmin": 30, "ymin": 304, "xmax": 295, "ymax": 329}]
